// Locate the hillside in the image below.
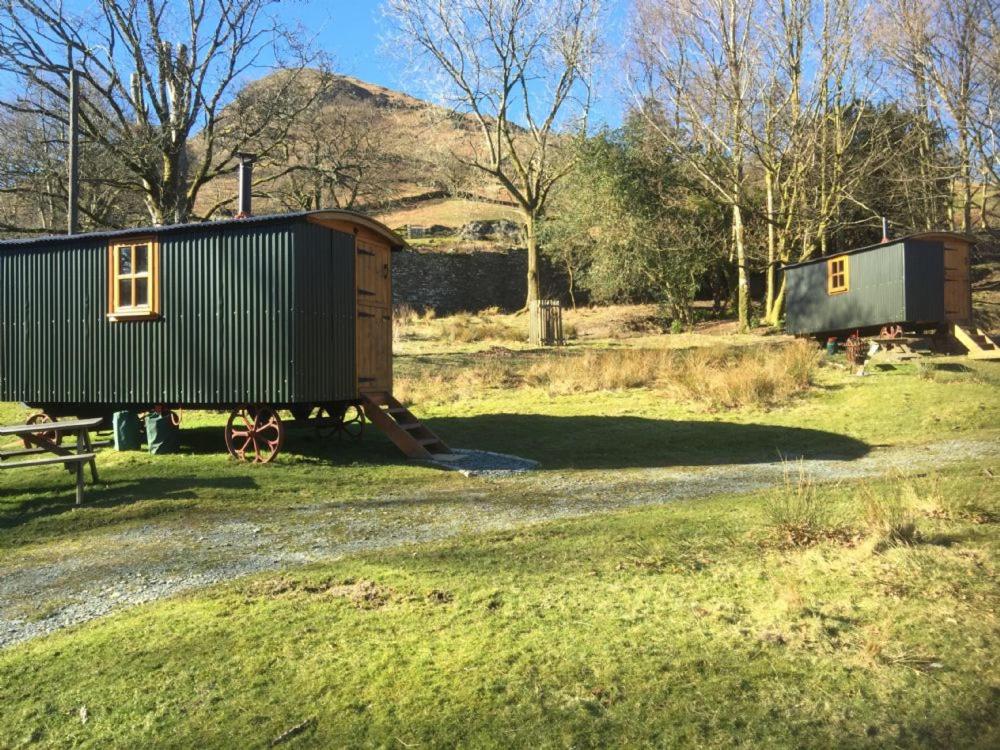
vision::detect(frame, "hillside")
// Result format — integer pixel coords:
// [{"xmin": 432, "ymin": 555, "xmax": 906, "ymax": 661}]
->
[{"xmin": 193, "ymin": 71, "xmax": 522, "ymax": 246}]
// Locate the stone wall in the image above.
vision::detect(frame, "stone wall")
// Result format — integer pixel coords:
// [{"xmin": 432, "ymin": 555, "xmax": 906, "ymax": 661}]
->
[{"xmin": 392, "ymin": 248, "xmax": 569, "ymax": 314}]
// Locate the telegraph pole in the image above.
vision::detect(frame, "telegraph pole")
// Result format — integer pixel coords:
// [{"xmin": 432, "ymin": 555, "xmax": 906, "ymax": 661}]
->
[{"xmin": 67, "ymin": 67, "xmax": 80, "ymax": 235}]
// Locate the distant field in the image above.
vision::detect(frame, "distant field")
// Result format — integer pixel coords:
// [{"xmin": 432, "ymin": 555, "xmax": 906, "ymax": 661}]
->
[{"xmin": 376, "ymin": 197, "xmax": 522, "ymax": 231}]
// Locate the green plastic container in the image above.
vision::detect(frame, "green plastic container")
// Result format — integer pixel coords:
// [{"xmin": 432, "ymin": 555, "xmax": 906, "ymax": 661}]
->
[
  {"xmin": 112, "ymin": 411, "xmax": 142, "ymax": 451},
  {"xmin": 145, "ymin": 412, "xmax": 180, "ymax": 455}
]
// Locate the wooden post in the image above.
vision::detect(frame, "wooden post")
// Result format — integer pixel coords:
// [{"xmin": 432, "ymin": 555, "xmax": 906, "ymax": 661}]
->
[
  {"xmin": 529, "ymin": 300, "xmax": 563, "ymax": 346},
  {"xmin": 80, "ymin": 427, "xmax": 98, "ymax": 482},
  {"xmin": 67, "ymin": 68, "xmax": 80, "ymax": 235},
  {"xmin": 75, "ymin": 462, "xmax": 84, "ymax": 505}
]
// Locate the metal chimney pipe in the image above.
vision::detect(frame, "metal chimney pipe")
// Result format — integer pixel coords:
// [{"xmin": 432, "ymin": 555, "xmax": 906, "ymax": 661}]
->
[
  {"xmin": 235, "ymin": 153, "xmax": 256, "ymax": 217},
  {"xmin": 67, "ymin": 68, "xmax": 80, "ymax": 235},
  {"xmin": 881, "ymin": 217, "xmax": 890, "ymax": 243}
]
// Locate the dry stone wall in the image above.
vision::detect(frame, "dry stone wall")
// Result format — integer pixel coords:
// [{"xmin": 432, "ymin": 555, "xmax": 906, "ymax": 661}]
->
[{"xmin": 392, "ymin": 248, "xmax": 570, "ymax": 314}]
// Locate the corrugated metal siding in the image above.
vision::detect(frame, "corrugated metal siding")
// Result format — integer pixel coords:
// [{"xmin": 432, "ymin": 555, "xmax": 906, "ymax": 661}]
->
[
  {"xmin": 903, "ymin": 241, "xmax": 945, "ymax": 322},
  {"xmin": 785, "ymin": 242, "xmax": 908, "ymax": 334},
  {"xmin": 0, "ymin": 223, "xmax": 299, "ymax": 408},
  {"xmin": 291, "ymin": 222, "xmax": 356, "ymax": 402}
]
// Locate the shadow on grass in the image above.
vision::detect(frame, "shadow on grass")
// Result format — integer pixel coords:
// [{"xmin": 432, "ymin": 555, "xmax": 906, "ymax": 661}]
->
[
  {"xmin": 176, "ymin": 424, "xmax": 403, "ymax": 464},
  {"xmin": 172, "ymin": 414, "xmax": 870, "ymax": 471},
  {"xmin": 426, "ymin": 414, "xmax": 871, "ymax": 470},
  {"xmin": 932, "ymin": 362, "xmax": 973, "ymax": 373},
  {"xmin": 0, "ymin": 476, "xmax": 259, "ymax": 531}
]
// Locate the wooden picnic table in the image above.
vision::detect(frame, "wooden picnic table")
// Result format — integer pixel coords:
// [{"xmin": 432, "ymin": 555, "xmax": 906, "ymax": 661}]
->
[
  {"xmin": 870, "ymin": 335, "xmax": 928, "ymax": 355},
  {"xmin": 0, "ymin": 417, "xmax": 103, "ymax": 505}
]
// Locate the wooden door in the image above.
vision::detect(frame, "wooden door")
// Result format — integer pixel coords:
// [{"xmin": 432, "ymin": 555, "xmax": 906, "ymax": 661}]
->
[
  {"xmin": 942, "ymin": 239, "xmax": 972, "ymax": 323},
  {"xmin": 355, "ymin": 234, "xmax": 392, "ymax": 393}
]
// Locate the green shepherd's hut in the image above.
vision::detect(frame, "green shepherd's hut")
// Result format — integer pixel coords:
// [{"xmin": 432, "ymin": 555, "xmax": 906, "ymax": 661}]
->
[
  {"xmin": 0, "ymin": 209, "xmax": 451, "ymax": 461},
  {"xmin": 783, "ymin": 231, "xmax": 999, "ymax": 359}
]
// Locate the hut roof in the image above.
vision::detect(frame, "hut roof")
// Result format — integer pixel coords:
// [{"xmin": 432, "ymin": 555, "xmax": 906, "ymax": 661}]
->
[
  {"xmin": 782, "ymin": 231, "xmax": 977, "ymax": 270},
  {"xmin": 0, "ymin": 209, "xmax": 406, "ymax": 252}
]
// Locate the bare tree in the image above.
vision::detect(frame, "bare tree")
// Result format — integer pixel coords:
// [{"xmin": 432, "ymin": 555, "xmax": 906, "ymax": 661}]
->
[
  {"xmin": 198, "ymin": 72, "xmax": 397, "ymax": 215},
  {"xmin": 630, "ymin": 0, "xmax": 759, "ymax": 330},
  {"xmin": 384, "ymin": 0, "xmax": 601, "ymax": 306},
  {"xmin": 0, "ymin": 0, "xmax": 322, "ymax": 226},
  {"xmin": 881, "ymin": 0, "xmax": 998, "ymax": 232},
  {"xmin": 266, "ymin": 99, "xmax": 394, "ymax": 211},
  {"xmin": 0, "ymin": 88, "xmax": 146, "ymax": 233}
]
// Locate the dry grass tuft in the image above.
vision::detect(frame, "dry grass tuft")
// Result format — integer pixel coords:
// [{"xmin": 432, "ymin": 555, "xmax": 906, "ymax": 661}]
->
[
  {"xmin": 393, "ymin": 303, "xmax": 420, "ymax": 342},
  {"xmin": 860, "ymin": 483, "xmax": 920, "ymax": 551},
  {"xmin": 396, "ymin": 339, "xmax": 821, "ymax": 408},
  {"xmin": 439, "ymin": 313, "xmax": 522, "ymax": 343},
  {"xmin": 524, "ymin": 348, "xmax": 667, "ymax": 392},
  {"xmin": 762, "ymin": 466, "xmax": 854, "ymax": 547},
  {"xmin": 668, "ymin": 343, "xmax": 820, "ymax": 408},
  {"xmin": 394, "ymin": 356, "xmax": 519, "ymax": 405},
  {"xmin": 524, "ymin": 341, "xmax": 821, "ymax": 408}
]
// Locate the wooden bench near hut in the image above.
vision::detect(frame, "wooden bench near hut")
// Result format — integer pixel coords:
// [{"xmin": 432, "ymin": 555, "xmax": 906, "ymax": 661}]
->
[{"xmin": 0, "ymin": 417, "xmax": 102, "ymax": 505}]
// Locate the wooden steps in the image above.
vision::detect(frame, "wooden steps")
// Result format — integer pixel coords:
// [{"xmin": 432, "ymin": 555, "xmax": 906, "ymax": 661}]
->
[
  {"xmin": 360, "ymin": 392, "xmax": 453, "ymax": 460},
  {"xmin": 952, "ymin": 324, "xmax": 1000, "ymax": 360}
]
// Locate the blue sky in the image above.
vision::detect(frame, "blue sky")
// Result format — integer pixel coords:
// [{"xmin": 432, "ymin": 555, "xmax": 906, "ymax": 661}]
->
[
  {"xmin": 297, "ymin": 0, "xmax": 629, "ymax": 127},
  {"xmin": 0, "ymin": 0, "xmax": 630, "ymax": 128}
]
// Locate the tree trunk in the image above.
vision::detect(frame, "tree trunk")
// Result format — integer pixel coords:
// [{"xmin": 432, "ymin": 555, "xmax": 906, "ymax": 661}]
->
[
  {"xmin": 764, "ymin": 170, "xmax": 776, "ymax": 324},
  {"xmin": 524, "ymin": 211, "xmax": 541, "ymax": 306},
  {"xmin": 566, "ymin": 263, "xmax": 577, "ymax": 310},
  {"xmin": 733, "ymin": 201, "xmax": 749, "ymax": 332},
  {"xmin": 771, "ymin": 276, "xmax": 787, "ymax": 325}
]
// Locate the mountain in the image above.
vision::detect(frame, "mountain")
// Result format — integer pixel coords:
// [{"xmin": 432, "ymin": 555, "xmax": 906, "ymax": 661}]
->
[{"xmin": 194, "ymin": 70, "xmax": 514, "ymax": 232}]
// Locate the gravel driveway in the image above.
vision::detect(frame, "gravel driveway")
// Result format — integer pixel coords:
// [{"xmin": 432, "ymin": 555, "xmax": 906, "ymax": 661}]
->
[{"xmin": 1, "ymin": 438, "xmax": 996, "ymax": 649}]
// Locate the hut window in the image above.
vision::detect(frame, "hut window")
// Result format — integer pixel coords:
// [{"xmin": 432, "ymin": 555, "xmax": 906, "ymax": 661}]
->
[
  {"xmin": 827, "ymin": 256, "xmax": 849, "ymax": 295},
  {"xmin": 108, "ymin": 238, "xmax": 160, "ymax": 319}
]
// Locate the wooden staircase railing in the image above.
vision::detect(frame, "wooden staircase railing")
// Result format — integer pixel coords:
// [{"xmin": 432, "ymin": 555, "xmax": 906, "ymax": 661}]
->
[
  {"xmin": 952, "ymin": 324, "xmax": 1000, "ymax": 360},
  {"xmin": 360, "ymin": 392, "xmax": 453, "ymax": 459}
]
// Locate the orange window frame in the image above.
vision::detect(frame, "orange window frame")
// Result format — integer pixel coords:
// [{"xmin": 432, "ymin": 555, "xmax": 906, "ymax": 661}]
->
[
  {"xmin": 107, "ymin": 237, "xmax": 160, "ymax": 319},
  {"xmin": 827, "ymin": 256, "xmax": 849, "ymax": 295}
]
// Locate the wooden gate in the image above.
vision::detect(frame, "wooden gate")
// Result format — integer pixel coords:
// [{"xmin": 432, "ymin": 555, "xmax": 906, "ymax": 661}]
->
[{"xmin": 355, "ymin": 234, "xmax": 392, "ymax": 393}]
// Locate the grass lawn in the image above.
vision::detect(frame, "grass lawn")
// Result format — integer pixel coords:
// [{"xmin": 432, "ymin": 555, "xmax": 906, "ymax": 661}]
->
[
  {"xmin": 1, "ymin": 326, "xmax": 998, "ymax": 748},
  {"xmin": 1, "ymin": 466, "xmax": 998, "ymax": 748}
]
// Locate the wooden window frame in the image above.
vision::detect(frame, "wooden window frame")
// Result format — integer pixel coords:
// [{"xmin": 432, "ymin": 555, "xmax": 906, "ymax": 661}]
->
[
  {"xmin": 107, "ymin": 236, "xmax": 161, "ymax": 320},
  {"xmin": 827, "ymin": 255, "xmax": 849, "ymax": 295}
]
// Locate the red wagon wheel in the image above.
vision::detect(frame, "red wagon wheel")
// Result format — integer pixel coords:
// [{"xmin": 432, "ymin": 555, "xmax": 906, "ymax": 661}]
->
[
  {"xmin": 22, "ymin": 412, "xmax": 61, "ymax": 448},
  {"xmin": 224, "ymin": 406, "xmax": 285, "ymax": 463}
]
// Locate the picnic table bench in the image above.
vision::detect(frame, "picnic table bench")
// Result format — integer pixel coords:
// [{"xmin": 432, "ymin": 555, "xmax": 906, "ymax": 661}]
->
[{"xmin": 0, "ymin": 417, "xmax": 103, "ymax": 505}]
